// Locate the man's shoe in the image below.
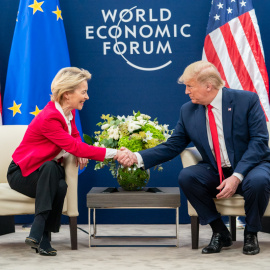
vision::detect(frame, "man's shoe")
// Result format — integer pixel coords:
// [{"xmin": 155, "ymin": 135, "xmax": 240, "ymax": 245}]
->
[
  {"xmin": 202, "ymin": 233, "xmax": 232, "ymax": 254},
  {"xmin": 243, "ymin": 233, "xmax": 260, "ymax": 255}
]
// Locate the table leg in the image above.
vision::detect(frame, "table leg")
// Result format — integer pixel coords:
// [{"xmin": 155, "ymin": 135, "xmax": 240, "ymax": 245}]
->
[
  {"xmin": 93, "ymin": 208, "xmax": 97, "ymax": 237},
  {"xmin": 88, "ymin": 208, "xmax": 91, "ymax": 247},
  {"xmin": 176, "ymin": 207, "xmax": 179, "ymax": 247}
]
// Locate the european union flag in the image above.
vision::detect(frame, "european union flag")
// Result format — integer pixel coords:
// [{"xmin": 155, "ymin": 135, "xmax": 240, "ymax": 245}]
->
[
  {"xmin": 3, "ymin": 0, "xmax": 85, "ymax": 172},
  {"xmin": 3, "ymin": 0, "xmax": 82, "ymax": 128}
]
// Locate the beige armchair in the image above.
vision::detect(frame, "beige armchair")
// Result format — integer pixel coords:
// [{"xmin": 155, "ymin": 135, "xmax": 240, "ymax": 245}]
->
[
  {"xmin": 0, "ymin": 125, "xmax": 79, "ymax": 249},
  {"xmin": 180, "ymin": 123, "xmax": 270, "ymax": 249}
]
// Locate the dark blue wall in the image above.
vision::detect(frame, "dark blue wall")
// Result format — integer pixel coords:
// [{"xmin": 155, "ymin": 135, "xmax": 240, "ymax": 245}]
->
[{"xmin": 1, "ymin": 0, "xmax": 270, "ymax": 225}]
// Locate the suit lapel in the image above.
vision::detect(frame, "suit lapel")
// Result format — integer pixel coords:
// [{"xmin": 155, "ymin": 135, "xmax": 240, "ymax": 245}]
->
[
  {"xmin": 222, "ymin": 88, "xmax": 235, "ymax": 167},
  {"xmin": 195, "ymin": 105, "xmax": 217, "ymax": 169}
]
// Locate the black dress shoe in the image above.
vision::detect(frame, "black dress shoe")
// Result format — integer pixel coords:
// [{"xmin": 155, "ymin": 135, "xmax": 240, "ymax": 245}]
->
[
  {"xmin": 202, "ymin": 233, "xmax": 232, "ymax": 254},
  {"xmin": 243, "ymin": 233, "xmax": 260, "ymax": 255}
]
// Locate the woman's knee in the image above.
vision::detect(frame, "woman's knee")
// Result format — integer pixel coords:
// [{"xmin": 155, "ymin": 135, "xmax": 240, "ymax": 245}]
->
[
  {"xmin": 39, "ymin": 161, "xmax": 58, "ymax": 172},
  {"xmin": 58, "ymin": 179, "xmax": 68, "ymax": 196}
]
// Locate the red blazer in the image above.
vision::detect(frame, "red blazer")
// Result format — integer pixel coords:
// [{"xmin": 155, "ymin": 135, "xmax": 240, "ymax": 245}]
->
[{"xmin": 13, "ymin": 101, "xmax": 106, "ymax": 176}]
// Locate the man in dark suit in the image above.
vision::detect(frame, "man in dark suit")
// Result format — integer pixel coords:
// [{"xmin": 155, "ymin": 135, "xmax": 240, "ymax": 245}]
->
[{"xmin": 115, "ymin": 61, "xmax": 270, "ymax": 255}]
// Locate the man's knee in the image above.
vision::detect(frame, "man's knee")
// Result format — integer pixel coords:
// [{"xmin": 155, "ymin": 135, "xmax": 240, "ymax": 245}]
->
[
  {"xmin": 243, "ymin": 174, "xmax": 269, "ymax": 194},
  {"xmin": 178, "ymin": 167, "xmax": 196, "ymax": 188}
]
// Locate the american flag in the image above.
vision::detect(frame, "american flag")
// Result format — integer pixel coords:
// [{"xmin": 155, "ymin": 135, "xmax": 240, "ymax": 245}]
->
[{"xmin": 203, "ymin": 0, "xmax": 270, "ymax": 121}]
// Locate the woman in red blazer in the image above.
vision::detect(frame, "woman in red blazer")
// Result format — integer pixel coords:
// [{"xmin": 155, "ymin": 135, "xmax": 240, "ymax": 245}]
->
[{"xmin": 7, "ymin": 67, "xmax": 123, "ymax": 256}]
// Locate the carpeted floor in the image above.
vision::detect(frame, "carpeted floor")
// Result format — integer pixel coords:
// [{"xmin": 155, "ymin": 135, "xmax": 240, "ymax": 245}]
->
[{"xmin": 1, "ymin": 224, "xmax": 270, "ymax": 270}]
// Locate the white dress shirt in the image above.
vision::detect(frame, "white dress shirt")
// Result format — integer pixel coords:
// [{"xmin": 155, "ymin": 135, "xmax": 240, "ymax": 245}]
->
[
  {"xmin": 135, "ymin": 89, "xmax": 243, "ymax": 182},
  {"xmin": 207, "ymin": 89, "xmax": 243, "ymax": 182},
  {"xmin": 53, "ymin": 102, "xmax": 117, "ymax": 160}
]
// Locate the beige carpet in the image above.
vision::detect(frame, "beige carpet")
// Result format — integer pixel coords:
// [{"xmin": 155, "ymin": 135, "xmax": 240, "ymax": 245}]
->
[{"xmin": 1, "ymin": 224, "xmax": 270, "ymax": 270}]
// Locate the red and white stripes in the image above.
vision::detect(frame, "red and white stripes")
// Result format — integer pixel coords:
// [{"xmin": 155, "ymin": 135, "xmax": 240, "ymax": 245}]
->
[{"xmin": 203, "ymin": 9, "xmax": 270, "ymax": 121}]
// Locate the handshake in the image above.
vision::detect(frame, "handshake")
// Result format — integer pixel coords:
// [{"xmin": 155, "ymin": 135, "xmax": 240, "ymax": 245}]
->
[{"xmin": 113, "ymin": 147, "xmax": 138, "ymax": 167}]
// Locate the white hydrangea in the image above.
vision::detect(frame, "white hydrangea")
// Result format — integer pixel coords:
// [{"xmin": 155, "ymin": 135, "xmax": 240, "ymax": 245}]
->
[
  {"xmin": 148, "ymin": 121, "xmax": 155, "ymax": 127},
  {"xmin": 126, "ymin": 115, "xmax": 134, "ymax": 121},
  {"xmin": 155, "ymin": 125, "xmax": 162, "ymax": 131},
  {"xmin": 117, "ymin": 115, "xmax": 126, "ymax": 122},
  {"xmin": 108, "ymin": 126, "xmax": 120, "ymax": 140},
  {"xmin": 141, "ymin": 114, "xmax": 151, "ymax": 120},
  {"xmin": 127, "ymin": 121, "xmax": 141, "ymax": 133},
  {"xmin": 101, "ymin": 123, "xmax": 110, "ymax": 130},
  {"xmin": 136, "ymin": 119, "xmax": 147, "ymax": 126}
]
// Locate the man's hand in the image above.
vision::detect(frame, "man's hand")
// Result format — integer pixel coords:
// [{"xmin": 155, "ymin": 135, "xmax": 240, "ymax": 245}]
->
[
  {"xmin": 76, "ymin": 157, "xmax": 89, "ymax": 170},
  {"xmin": 216, "ymin": 175, "xmax": 241, "ymax": 199},
  {"xmin": 114, "ymin": 147, "xmax": 138, "ymax": 167}
]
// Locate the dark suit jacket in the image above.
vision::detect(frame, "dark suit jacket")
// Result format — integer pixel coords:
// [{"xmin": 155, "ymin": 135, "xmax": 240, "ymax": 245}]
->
[{"xmin": 140, "ymin": 88, "xmax": 270, "ymax": 177}]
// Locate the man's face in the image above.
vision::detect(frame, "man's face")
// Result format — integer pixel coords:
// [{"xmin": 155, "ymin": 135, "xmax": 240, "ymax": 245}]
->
[{"xmin": 184, "ymin": 79, "xmax": 210, "ymax": 105}]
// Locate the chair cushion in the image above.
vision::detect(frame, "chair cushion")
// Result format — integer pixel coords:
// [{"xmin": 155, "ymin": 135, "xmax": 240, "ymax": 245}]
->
[
  {"xmin": 0, "ymin": 183, "xmax": 67, "ymax": 215},
  {"xmin": 188, "ymin": 194, "xmax": 270, "ymax": 217},
  {"xmin": 0, "ymin": 183, "xmax": 35, "ymax": 215},
  {"xmin": 0, "ymin": 125, "xmax": 28, "ymax": 183}
]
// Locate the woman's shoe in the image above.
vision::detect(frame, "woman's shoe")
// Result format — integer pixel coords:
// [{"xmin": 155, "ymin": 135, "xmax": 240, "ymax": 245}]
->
[
  {"xmin": 31, "ymin": 247, "xmax": 39, "ymax": 253},
  {"xmin": 39, "ymin": 247, "xmax": 57, "ymax": 256},
  {"xmin": 25, "ymin": 237, "xmax": 39, "ymax": 249},
  {"xmin": 31, "ymin": 247, "xmax": 57, "ymax": 256}
]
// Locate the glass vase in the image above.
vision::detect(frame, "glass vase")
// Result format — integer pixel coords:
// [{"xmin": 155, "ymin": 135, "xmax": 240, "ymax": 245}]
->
[{"xmin": 117, "ymin": 164, "xmax": 150, "ymax": 191}]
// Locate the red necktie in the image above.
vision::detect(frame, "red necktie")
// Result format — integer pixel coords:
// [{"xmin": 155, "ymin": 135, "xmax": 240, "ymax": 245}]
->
[{"xmin": 207, "ymin": 104, "xmax": 224, "ymax": 185}]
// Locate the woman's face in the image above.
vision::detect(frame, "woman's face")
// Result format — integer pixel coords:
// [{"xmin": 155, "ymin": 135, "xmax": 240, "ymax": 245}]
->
[{"xmin": 65, "ymin": 80, "xmax": 89, "ymax": 110}]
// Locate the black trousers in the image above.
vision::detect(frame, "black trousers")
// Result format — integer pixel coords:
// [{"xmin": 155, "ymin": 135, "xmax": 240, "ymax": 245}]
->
[{"xmin": 7, "ymin": 160, "xmax": 67, "ymax": 233}]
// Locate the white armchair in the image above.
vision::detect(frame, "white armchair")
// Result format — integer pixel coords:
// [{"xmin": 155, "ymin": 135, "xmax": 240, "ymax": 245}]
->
[
  {"xmin": 180, "ymin": 123, "xmax": 270, "ymax": 249},
  {"xmin": 0, "ymin": 125, "xmax": 79, "ymax": 249}
]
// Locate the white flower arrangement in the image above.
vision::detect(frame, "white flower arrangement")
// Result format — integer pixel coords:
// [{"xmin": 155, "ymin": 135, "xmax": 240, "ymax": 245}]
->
[{"xmin": 84, "ymin": 111, "xmax": 173, "ymax": 177}]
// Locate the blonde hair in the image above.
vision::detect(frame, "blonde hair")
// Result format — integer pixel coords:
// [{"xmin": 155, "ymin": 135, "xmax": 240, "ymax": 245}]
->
[
  {"xmin": 51, "ymin": 67, "xmax": 91, "ymax": 104},
  {"xmin": 178, "ymin": 61, "xmax": 225, "ymax": 90}
]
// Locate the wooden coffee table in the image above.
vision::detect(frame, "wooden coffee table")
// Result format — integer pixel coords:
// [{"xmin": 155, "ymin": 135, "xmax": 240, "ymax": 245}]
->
[{"xmin": 87, "ymin": 187, "xmax": 180, "ymax": 247}]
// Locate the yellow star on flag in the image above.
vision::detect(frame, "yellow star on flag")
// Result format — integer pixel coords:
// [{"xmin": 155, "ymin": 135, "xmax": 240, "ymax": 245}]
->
[
  {"xmin": 8, "ymin": 101, "xmax": 22, "ymax": 117},
  {"xmin": 52, "ymin": 6, "xmax": 63, "ymax": 21},
  {"xmin": 28, "ymin": 0, "xmax": 44, "ymax": 15},
  {"xmin": 30, "ymin": 106, "xmax": 42, "ymax": 117}
]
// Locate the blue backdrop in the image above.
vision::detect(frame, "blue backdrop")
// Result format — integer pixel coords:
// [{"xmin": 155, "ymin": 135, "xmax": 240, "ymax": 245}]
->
[{"xmin": 0, "ymin": 0, "xmax": 270, "ymax": 225}]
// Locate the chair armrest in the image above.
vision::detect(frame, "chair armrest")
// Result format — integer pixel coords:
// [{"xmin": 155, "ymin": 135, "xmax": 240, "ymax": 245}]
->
[
  {"xmin": 63, "ymin": 154, "xmax": 79, "ymax": 217},
  {"xmin": 180, "ymin": 147, "xmax": 202, "ymax": 168}
]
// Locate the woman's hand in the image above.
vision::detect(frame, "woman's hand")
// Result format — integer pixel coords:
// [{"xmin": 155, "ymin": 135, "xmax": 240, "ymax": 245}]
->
[
  {"xmin": 76, "ymin": 157, "xmax": 89, "ymax": 170},
  {"xmin": 113, "ymin": 147, "xmax": 138, "ymax": 167}
]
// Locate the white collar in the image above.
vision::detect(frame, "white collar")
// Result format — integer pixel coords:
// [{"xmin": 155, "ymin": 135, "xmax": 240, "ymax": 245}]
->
[
  {"xmin": 209, "ymin": 88, "xmax": 222, "ymax": 110},
  {"xmin": 55, "ymin": 101, "xmax": 73, "ymax": 122}
]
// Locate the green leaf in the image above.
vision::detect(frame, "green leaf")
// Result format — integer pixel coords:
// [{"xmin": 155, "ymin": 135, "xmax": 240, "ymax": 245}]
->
[
  {"xmin": 83, "ymin": 134, "xmax": 96, "ymax": 145},
  {"xmin": 114, "ymin": 119, "xmax": 120, "ymax": 126},
  {"xmin": 100, "ymin": 138, "xmax": 108, "ymax": 147},
  {"xmin": 134, "ymin": 111, "xmax": 141, "ymax": 118},
  {"xmin": 100, "ymin": 138, "xmax": 117, "ymax": 148}
]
